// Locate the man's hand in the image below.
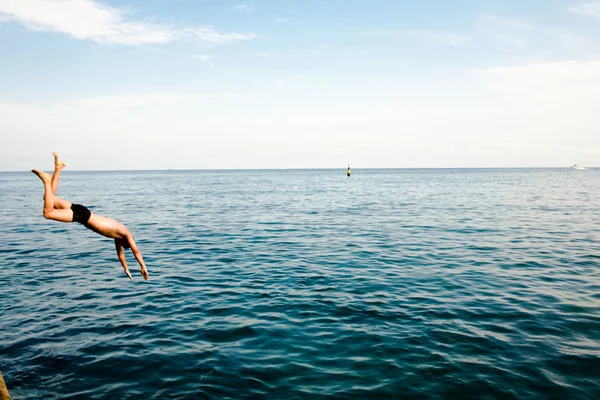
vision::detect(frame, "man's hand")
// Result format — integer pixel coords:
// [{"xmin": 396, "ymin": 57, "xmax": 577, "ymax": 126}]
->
[
  {"xmin": 124, "ymin": 268, "xmax": 133, "ymax": 280},
  {"xmin": 140, "ymin": 267, "xmax": 149, "ymax": 281}
]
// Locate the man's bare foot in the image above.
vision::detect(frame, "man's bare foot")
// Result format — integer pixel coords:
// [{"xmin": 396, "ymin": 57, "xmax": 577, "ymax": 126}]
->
[
  {"xmin": 53, "ymin": 152, "xmax": 66, "ymax": 169},
  {"xmin": 32, "ymin": 169, "xmax": 51, "ymax": 183},
  {"xmin": 141, "ymin": 268, "xmax": 149, "ymax": 281}
]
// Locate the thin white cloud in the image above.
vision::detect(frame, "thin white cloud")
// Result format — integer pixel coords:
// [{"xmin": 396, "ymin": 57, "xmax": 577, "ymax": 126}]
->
[
  {"xmin": 404, "ymin": 30, "xmax": 473, "ymax": 46},
  {"xmin": 75, "ymin": 92, "xmax": 240, "ymax": 107},
  {"xmin": 190, "ymin": 54, "xmax": 214, "ymax": 62},
  {"xmin": 470, "ymin": 60, "xmax": 600, "ymax": 85},
  {"xmin": 276, "ymin": 17, "xmax": 291, "ymax": 23},
  {"xmin": 184, "ymin": 27, "xmax": 258, "ymax": 44},
  {"xmin": 0, "ymin": 0, "xmax": 258, "ymax": 45},
  {"xmin": 233, "ymin": 4, "xmax": 252, "ymax": 12},
  {"xmin": 252, "ymin": 78, "xmax": 299, "ymax": 90},
  {"xmin": 469, "ymin": 60, "xmax": 600, "ymax": 117},
  {"xmin": 272, "ymin": 79, "xmax": 304, "ymax": 91},
  {"xmin": 275, "ymin": 79, "xmax": 286, "ymax": 90},
  {"xmin": 467, "ymin": 60, "xmax": 600, "ymax": 153},
  {"xmin": 480, "ymin": 14, "xmax": 534, "ymax": 31},
  {"xmin": 476, "ymin": 14, "xmax": 599, "ymax": 59},
  {"xmin": 568, "ymin": 1, "xmax": 600, "ymax": 19},
  {"xmin": 77, "ymin": 93, "xmax": 189, "ymax": 107}
]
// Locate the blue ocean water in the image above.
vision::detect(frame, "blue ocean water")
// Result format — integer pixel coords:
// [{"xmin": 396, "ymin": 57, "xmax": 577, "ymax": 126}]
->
[{"xmin": 0, "ymin": 168, "xmax": 599, "ymax": 399}]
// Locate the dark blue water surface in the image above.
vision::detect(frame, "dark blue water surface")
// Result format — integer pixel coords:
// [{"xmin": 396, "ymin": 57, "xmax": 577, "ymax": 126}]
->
[{"xmin": 1, "ymin": 169, "xmax": 599, "ymax": 399}]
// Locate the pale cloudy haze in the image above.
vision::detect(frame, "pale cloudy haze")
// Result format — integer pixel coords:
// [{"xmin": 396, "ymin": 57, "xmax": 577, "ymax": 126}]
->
[{"xmin": 1, "ymin": 0, "xmax": 599, "ymax": 170}]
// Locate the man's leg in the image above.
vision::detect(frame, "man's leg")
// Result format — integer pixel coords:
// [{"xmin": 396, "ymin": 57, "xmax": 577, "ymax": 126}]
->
[
  {"xmin": 32, "ymin": 169, "xmax": 73, "ymax": 222},
  {"xmin": 51, "ymin": 152, "xmax": 66, "ymax": 195},
  {"xmin": 53, "ymin": 196, "xmax": 72, "ymax": 210},
  {"xmin": 49, "ymin": 153, "xmax": 71, "ymax": 210}
]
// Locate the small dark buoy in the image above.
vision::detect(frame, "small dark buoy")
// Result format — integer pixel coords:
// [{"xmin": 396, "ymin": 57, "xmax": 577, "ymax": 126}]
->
[{"xmin": 347, "ymin": 164, "xmax": 351, "ymax": 177}]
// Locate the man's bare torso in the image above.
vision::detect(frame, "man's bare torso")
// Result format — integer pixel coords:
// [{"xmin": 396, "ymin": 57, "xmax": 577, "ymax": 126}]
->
[{"xmin": 85, "ymin": 213, "xmax": 131, "ymax": 240}]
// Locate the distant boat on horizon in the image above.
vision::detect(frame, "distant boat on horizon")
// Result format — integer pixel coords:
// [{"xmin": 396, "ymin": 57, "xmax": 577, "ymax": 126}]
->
[{"xmin": 571, "ymin": 164, "xmax": 585, "ymax": 170}]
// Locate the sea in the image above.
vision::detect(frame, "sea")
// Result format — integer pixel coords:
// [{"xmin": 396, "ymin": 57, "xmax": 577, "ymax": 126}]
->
[{"xmin": 0, "ymin": 168, "xmax": 599, "ymax": 399}]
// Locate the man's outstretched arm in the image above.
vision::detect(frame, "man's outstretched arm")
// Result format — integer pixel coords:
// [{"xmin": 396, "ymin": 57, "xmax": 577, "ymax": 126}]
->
[
  {"xmin": 115, "ymin": 240, "xmax": 133, "ymax": 280},
  {"xmin": 128, "ymin": 235, "xmax": 149, "ymax": 281}
]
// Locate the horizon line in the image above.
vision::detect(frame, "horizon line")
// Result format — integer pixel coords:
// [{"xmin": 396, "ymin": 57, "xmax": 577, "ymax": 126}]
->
[{"xmin": 2, "ymin": 166, "xmax": 597, "ymax": 173}]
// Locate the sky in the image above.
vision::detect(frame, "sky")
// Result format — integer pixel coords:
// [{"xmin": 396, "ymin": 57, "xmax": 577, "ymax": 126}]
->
[{"xmin": 1, "ymin": 0, "xmax": 599, "ymax": 170}]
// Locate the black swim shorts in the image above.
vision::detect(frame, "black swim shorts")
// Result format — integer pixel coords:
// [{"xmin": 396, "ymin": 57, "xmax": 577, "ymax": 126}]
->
[{"xmin": 71, "ymin": 203, "xmax": 91, "ymax": 224}]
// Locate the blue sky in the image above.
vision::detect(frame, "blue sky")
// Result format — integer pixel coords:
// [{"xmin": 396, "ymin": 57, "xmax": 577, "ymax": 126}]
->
[{"xmin": 1, "ymin": 0, "xmax": 599, "ymax": 170}]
